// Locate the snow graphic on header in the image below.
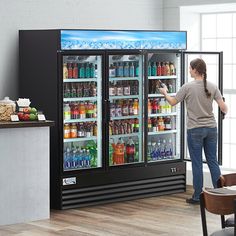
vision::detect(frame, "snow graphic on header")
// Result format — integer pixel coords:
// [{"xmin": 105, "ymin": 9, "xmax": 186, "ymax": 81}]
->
[{"xmin": 60, "ymin": 30, "xmax": 187, "ymax": 50}]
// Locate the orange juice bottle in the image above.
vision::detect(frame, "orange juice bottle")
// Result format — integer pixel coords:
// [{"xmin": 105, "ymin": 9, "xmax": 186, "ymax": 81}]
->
[
  {"xmin": 70, "ymin": 123, "xmax": 77, "ymax": 138},
  {"xmin": 148, "ymin": 99, "xmax": 152, "ymax": 114},
  {"xmin": 158, "ymin": 116, "xmax": 165, "ymax": 131},
  {"xmin": 79, "ymin": 102, "xmax": 86, "ymax": 119},
  {"xmin": 64, "ymin": 124, "xmax": 70, "ymax": 139},
  {"xmin": 133, "ymin": 99, "xmax": 139, "ymax": 115}
]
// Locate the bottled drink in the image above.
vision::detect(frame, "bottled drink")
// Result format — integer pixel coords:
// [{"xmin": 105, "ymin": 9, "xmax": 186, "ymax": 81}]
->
[
  {"xmin": 166, "ymin": 62, "xmax": 170, "ymax": 76},
  {"xmin": 67, "ymin": 63, "xmax": 73, "ymax": 78},
  {"xmin": 109, "ymin": 64, "xmax": 116, "ymax": 77},
  {"xmin": 169, "ymin": 62, "xmax": 176, "ymax": 75},
  {"xmin": 147, "ymin": 141, "xmax": 152, "ymax": 161},
  {"xmin": 164, "ymin": 116, "xmax": 172, "ymax": 130},
  {"xmin": 72, "ymin": 63, "xmax": 78, "ymax": 78},
  {"xmin": 70, "ymin": 123, "xmax": 77, "ymax": 138},
  {"xmin": 76, "ymin": 83, "xmax": 83, "ymax": 97},
  {"xmin": 151, "ymin": 62, "xmax": 157, "ymax": 76},
  {"xmin": 123, "ymin": 62, "xmax": 130, "ymax": 77},
  {"xmin": 64, "ymin": 103, "xmax": 71, "ymax": 120},
  {"xmin": 79, "ymin": 102, "xmax": 86, "ymax": 119},
  {"xmin": 134, "ymin": 141, "xmax": 139, "ymax": 162},
  {"xmin": 64, "ymin": 147, "xmax": 72, "ymax": 169},
  {"xmin": 160, "ymin": 139, "xmax": 166, "ymax": 159},
  {"xmin": 118, "ymin": 62, "xmax": 124, "ymax": 77},
  {"xmin": 64, "ymin": 84, "xmax": 71, "ymax": 98},
  {"xmin": 126, "ymin": 137, "xmax": 135, "ymax": 163},
  {"xmin": 116, "ymin": 81, "xmax": 123, "ymax": 96},
  {"xmin": 123, "ymin": 81, "xmax": 130, "ymax": 96},
  {"xmin": 159, "ymin": 98, "xmax": 166, "ymax": 114},
  {"xmin": 133, "ymin": 99, "xmax": 139, "ymax": 115},
  {"xmin": 129, "ymin": 62, "xmax": 135, "ymax": 77},
  {"xmin": 79, "ymin": 63, "xmax": 85, "ymax": 78},
  {"xmin": 166, "ymin": 139, "xmax": 173, "ymax": 158},
  {"xmin": 63, "ymin": 63, "xmax": 68, "ymax": 79},
  {"xmin": 148, "ymin": 62, "xmax": 152, "ymax": 76},
  {"xmin": 90, "ymin": 63, "xmax": 95, "ymax": 78},
  {"xmin": 109, "ymin": 138, "xmax": 115, "ymax": 165},
  {"xmin": 158, "ymin": 116, "xmax": 165, "ymax": 131},
  {"xmin": 122, "ymin": 100, "xmax": 129, "ymax": 116},
  {"xmin": 85, "ymin": 62, "xmax": 91, "ymax": 78},
  {"xmin": 64, "ymin": 124, "xmax": 70, "ymax": 139},
  {"xmin": 70, "ymin": 83, "xmax": 77, "ymax": 98},
  {"xmin": 114, "ymin": 138, "xmax": 125, "ymax": 164},
  {"xmin": 148, "ymin": 99, "xmax": 152, "ymax": 115},
  {"xmin": 135, "ymin": 62, "xmax": 139, "ymax": 77},
  {"xmin": 133, "ymin": 118, "xmax": 139, "ymax": 132},
  {"xmin": 157, "ymin": 62, "xmax": 162, "ymax": 76},
  {"xmin": 148, "ymin": 118, "xmax": 152, "ymax": 132}
]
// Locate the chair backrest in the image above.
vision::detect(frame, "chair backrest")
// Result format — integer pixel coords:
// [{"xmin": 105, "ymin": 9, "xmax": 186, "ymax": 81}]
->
[
  {"xmin": 201, "ymin": 189, "xmax": 236, "ymax": 215},
  {"xmin": 218, "ymin": 173, "xmax": 236, "ymax": 187},
  {"xmin": 200, "ymin": 189, "xmax": 236, "ymax": 236}
]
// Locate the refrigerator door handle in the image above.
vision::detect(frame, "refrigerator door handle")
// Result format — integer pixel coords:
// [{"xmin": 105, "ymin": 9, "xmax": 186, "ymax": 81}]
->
[{"xmin": 106, "ymin": 99, "xmax": 110, "ymax": 122}]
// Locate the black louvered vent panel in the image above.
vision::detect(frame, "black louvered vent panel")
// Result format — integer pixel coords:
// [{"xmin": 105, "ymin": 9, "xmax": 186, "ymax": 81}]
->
[{"xmin": 62, "ymin": 175, "xmax": 185, "ymax": 209}]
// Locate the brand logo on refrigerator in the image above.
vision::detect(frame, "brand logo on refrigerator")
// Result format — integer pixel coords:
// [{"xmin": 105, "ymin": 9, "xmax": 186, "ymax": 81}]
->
[{"xmin": 63, "ymin": 177, "xmax": 76, "ymax": 185}]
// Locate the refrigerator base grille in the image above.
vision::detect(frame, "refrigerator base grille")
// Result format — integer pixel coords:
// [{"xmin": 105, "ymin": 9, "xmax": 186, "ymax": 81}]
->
[{"xmin": 61, "ymin": 175, "xmax": 185, "ymax": 209}]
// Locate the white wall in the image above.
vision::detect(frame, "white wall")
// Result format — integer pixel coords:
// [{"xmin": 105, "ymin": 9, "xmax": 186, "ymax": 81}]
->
[
  {"xmin": 163, "ymin": 0, "xmax": 236, "ymax": 30},
  {"xmin": 0, "ymin": 0, "xmax": 163, "ymax": 100}
]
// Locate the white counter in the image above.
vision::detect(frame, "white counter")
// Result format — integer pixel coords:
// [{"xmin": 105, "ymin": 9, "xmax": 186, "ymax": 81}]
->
[{"xmin": 0, "ymin": 121, "xmax": 54, "ymax": 225}]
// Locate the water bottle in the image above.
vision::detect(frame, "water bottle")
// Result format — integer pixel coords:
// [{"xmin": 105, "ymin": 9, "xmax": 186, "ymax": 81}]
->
[
  {"xmin": 85, "ymin": 149, "xmax": 91, "ymax": 168},
  {"xmin": 64, "ymin": 147, "xmax": 72, "ymax": 169},
  {"xmin": 156, "ymin": 141, "xmax": 161, "ymax": 160},
  {"xmin": 160, "ymin": 139, "xmax": 166, "ymax": 159},
  {"xmin": 166, "ymin": 139, "xmax": 173, "ymax": 158},
  {"xmin": 147, "ymin": 142, "xmax": 152, "ymax": 161}
]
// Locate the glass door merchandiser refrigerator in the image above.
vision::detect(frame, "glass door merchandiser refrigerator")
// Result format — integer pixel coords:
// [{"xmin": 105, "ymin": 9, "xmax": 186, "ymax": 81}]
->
[{"xmin": 19, "ymin": 30, "xmax": 191, "ymax": 210}]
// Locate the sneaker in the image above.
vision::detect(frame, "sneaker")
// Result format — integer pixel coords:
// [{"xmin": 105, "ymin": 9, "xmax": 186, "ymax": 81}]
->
[{"xmin": 186, "ymin": 198, "xmax": 200, "ymax": 205}]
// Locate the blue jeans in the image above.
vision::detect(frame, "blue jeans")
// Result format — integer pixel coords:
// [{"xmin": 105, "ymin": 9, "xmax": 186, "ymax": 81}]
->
[{"xmin": 187, "ymin": 127, "xmax": 221, "ymax": 201}]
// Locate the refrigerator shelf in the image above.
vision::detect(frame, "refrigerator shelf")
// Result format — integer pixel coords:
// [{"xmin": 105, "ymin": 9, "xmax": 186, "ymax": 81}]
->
[
  {"xmin": 64, "ymin": 136, "xmax": 97, "ymax": 143},
  {"xmin": 148, "ymin": 112, "xmax": 177, "ymax": 117},
  {"xmin": 109, "ymin": 77, "xmax": 140, "ymax": 81},
  {"xmin": 148, "ymin": 93, "xmax": 176, "ymax": 98},
  {"xmin": 64, "ymin": 118, "xmax": 97, "ymax": 123},
  {"xmin": 148, "ymin": 75, "xmax": 177, "ymax": 80},
  {"xmin": 63, "ymin": 78, "xmax": 97, "ymax": 83},
  {"xmin": 63, "ymin": 97, "xmax": 97, "ymax": 102},
  {"xmin": 110, "ymin": 133, "xmax": 139, "ymax": 139},
  {"xmin": 148, "ymin": 130, "xmax": 177, "ymax": 135},
  {"xmin": 109, "ymin": 95, "xmax": 139, "ymax": 100},
  {"xmin": 110, "ymin": 115, "xmax": 139, "ymax": 120}
]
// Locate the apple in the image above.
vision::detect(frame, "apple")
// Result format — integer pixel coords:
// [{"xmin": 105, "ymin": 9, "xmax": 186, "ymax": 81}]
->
[
  {"xmin": 18, "ymin": 112, "xmax": 24, "ymax": 121},
  {"xmin": 23, "ymin": 113, "xmax": 30, "ymax": 121},
  {"xmin": 29, "ymin": 113, "xmax": 37, "ymax": 121},
  {"xmin": 30, "ymin": 107, "xmax": 37, "ymax": 114},
  {"xmin": 23, "ymin": 107, "xmax": 30, "ymax": 113}
]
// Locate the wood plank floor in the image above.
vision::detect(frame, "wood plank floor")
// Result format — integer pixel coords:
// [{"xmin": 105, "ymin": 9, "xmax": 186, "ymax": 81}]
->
[{"xmin": 0, "ymin": 186, "xmax": 227, "ymax": 236}]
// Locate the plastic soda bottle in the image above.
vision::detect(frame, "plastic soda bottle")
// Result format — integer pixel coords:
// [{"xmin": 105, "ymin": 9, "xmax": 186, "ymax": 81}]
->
[
  {"xmin": 64, "ymin": 104, "xmax": 71, "ymax": 120},
  {"xmin": 126, "ymin": 137, "xmax": 135, "ymax": 163},
  {"xmin": 63, "ymin": 63, "xmax": 68, "ymax": 79}
]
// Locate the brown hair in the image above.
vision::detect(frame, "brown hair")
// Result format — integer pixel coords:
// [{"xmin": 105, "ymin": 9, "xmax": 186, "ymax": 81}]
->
[{"xmin": 190, "ymin": 58, "xmax": 211, "ymax": 98}]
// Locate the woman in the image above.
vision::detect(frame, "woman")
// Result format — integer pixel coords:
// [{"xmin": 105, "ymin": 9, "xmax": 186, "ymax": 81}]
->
[{"xmin": 159, "ymin": 58, "xmax": 228, "ymax": 204}]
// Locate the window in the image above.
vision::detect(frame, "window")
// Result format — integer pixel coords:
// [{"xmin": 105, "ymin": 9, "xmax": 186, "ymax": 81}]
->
[{"xmin": 201, "ymin": 12, "xmax": 236, "ymax": 169}]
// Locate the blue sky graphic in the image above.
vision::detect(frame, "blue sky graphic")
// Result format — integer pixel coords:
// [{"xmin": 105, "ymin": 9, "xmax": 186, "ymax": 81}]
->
[{"xmin": 61, "ymin": 30, "xmax": 187, "ymax": 50}]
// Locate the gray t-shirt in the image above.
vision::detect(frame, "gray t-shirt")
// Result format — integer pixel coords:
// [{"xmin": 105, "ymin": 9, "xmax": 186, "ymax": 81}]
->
[{"xmin": 175, "ymin": 80, "xmax": 222, "ymax": 129}]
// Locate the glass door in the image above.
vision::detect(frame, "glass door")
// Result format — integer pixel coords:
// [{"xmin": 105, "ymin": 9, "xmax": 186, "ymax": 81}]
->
[
  {"xmin": 62, "ymin": 54, "xmax": 103, "ymax": 171},
  {"xmin": 146, "ymin": 52, "xmax": 182, "ymax": 162},
  {"xmin": 108, "ymin": 53, "xmax": 143, "ymax": 166},
  {"xmin": 183, "ymin": 52, "xmax": 223, "ymax": 163}
]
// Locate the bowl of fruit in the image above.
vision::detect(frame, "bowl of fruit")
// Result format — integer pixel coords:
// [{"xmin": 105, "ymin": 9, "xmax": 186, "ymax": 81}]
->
[{"xmin": 17, "ymin": 106, "xmax": 38, "ymax": 121}]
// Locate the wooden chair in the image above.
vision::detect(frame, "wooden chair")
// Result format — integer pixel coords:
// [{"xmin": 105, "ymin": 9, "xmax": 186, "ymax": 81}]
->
[
  {"xmin": 200, "ymin": 188, "xmax": 236, "ymax": 236},
  {"xmin": 217, "ymin": 174, "xmax": 236, "ymax": 228}
]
